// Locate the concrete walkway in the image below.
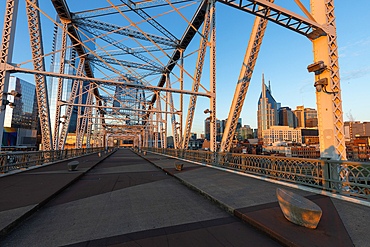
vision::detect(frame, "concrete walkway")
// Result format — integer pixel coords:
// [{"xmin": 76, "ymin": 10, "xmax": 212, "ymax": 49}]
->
[
  {"xmin": 0, "ymin": 149, "xmax": 115, "ymax": 239},
  {"xmin": 139, "ymin": 150, "xmax": 370, "ymax": 247},
  {"xmin": 0, "ymin": 149, "xmax": 279, "ymax": 247}
]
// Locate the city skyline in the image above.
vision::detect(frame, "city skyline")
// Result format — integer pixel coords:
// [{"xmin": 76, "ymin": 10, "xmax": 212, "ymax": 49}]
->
[{"xmin": 0, "ymin": 1, "xmax": 369, "ymax": 137}]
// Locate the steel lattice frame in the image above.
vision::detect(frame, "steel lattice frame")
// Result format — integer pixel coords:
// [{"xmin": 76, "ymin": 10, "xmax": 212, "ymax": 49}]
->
[
  {"xmin": 25, "ymin": 0, "xmax": 53, "ymax": 150},
  {"xmin": 0, "ymin": 0, "xmax": 345, "ymax": 159}
]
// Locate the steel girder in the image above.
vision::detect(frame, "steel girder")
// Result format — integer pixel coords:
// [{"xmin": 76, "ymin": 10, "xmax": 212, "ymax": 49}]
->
[
  {"xmin": 217, "ymin": 0, "xmax": 327, "ymax": 39},
  {"xmin": 51, "ymin": 0, "xmax": 104, "ymax": 122},
  {"xmin": 182, "ymin": 2, "xmax": 212, "ymax": 149},
  {"xmin": 52, "ymin": 22, "xmax": 68, "ymax": 150},
  {"xmin": 168, "ymin": 80, "xmax": 178, "ymax": 149},
  {"xmin": 311, "ymin": 0, "xmax": 345, "ymax": 160},
  {"xmin": 26, "ymin": 0, "xmax": 53, "ymax": 150},
  {"xmin": 95, "ymin": 45, "xmax": 174, "ymax": 57},
  {"xmin": 79, "ymin": 26, "xmax": 162, "ymax": 68},
  {"xmin": 0, "ymin": 0, "xmax": 18, "ymax": 151},
  {"xmin": 87, "ymin": 56, "xmax": 163, "ymax": 72},
  {"xmin": 209, "ymin": 0, "xmax": 216, "ymax": 152},
  {"xmin": 6, "ymin": 65, "xmax": 212, "ymax": 97},
  {"xmin": 144, "ymin": 0, "xmax": 208, "ymax": 123},
  {"xmin": 57, "ymin": 58, "xmax": 85, "ymax": 150},
  {"xmin": 74, "ymin": 18, "xmax": 178, "ymax": 47},
  {"xmin": 76, "ymin": 88, "xmax": 93, "ymax": 148},
  {"xmin": 120, "ymin": 0, "xmax": 178, "ymax": 42},
  {"xmin": 72, "ymin": 0, "xmax": 195, "ymax": 19},
  {"xmin": 220, "ymin": 1, "xmax": 273, "ymax": 152}
]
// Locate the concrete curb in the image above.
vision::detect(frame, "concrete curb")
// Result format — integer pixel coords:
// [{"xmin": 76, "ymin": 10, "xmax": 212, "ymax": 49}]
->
[{"xmin": 0, "ymin": 149, "xmax": 117, "ymax": 239}]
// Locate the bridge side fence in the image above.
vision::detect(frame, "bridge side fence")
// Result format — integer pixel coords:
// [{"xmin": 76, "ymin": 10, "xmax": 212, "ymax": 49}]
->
[
  {"xmin": 0, "ymin": 147, "xmax": 115, "ymax": 174},
  {"xmin": 141, "ymin": 147, "xmax": 370, "ymax": 201}
]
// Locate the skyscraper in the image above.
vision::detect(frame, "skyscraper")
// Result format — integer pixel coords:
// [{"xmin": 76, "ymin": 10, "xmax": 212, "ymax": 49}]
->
[
  {"xmin": 2, "ymin": 76, "xmax": 39, "ymax": 147},
  {"xmin": 257, "ymin": 74, "xmax": 279, "ymax": 140},
  {"xmin": 278, "ymin": 107, "xmax": 294, "ymax": 128}
]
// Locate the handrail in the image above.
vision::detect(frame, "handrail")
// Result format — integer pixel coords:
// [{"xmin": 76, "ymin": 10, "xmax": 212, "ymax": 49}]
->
[
  {"xmin": 0, "ymin": 147, "xmax": 116, "ymax": 174},
  {"xmin": 141, "ymin": 147, "xmax": 370, "ymax": 201}
]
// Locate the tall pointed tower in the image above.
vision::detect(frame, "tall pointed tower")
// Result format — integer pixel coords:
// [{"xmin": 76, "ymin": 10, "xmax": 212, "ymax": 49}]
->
[{"xmin": 257, "ymin": 74, "xmax": 278, "ymax": 141}]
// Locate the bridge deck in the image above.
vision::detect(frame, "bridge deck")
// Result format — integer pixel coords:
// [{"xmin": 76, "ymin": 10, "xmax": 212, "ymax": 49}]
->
[{"xmin": 0, "ymin": 149, "xmax": 367, "ymax": 246}]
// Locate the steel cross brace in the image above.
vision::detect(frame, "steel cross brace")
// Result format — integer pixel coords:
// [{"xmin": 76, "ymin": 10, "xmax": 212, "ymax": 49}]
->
[
  {"xmin": 57, "ymin": 58, "xmax": 85, "ymax": 150},
  {"xmin": 26, "ymin": 0, "xmax": 53, "ymax": 150},
  {"xmin": 220, "ymin": 1, "xmax": 273, "ymax": 152},
  {"xmin": 182, "ymin": 2, "xmax": 212, "ymax": 149},
  {"xmin": 217, "ymin": 0, "xmax": 327, "ymax": 39},
  {"xmin": 74, "ymin": 18, "xmax": 178, "ymax": 47}
]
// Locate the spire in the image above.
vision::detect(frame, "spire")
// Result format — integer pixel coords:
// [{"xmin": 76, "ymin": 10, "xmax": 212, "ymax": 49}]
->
[
  {"xmin": 268, "ymin": 78, "xmax": 271, "ymax": 92},
  {"xmin": 262, "ymin": 73, "xmax": 266, "ymax": 98}
]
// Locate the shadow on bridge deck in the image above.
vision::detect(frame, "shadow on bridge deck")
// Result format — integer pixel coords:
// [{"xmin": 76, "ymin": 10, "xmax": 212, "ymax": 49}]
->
[{"xmin": 0, "ymin": 149, "xmax": 368, "ymax": 246}]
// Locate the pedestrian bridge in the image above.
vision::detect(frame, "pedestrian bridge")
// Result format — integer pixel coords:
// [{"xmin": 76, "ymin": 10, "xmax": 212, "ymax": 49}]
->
[{"xmin": 0, "ymin": 148, "xmax": 368, "ymax": 246}]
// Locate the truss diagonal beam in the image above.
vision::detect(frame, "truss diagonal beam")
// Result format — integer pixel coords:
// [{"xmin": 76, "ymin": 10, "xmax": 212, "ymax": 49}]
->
[
  {"xmin": 79, "ymin": 26, "xmax": 162, "ymax": 68},
  {"xmin": 120, "ymin": 0, "xmax": 178, "ymax": 42},
  {"xmin": 87, "ymin": 56, "xmax": 163, "ymax": 72},
  {"xmin": 72, "ymin": 0, "xmax": 195, "ymax": 19},
  {"xmin": 182, "ymin": 2, "xmax": 211, "ymax": 149},
  {"xmin": 26, "ymin": 0, "xmax": 52, "ymax": 150},
  {"xmin": 52, "ymin": 22, "xmax": 68, "ymax": 150},
  {"xmin": 144, "ymin": 0, "xmax": 208, "ymax": 123},
  {"xmin": 217, "ymin": 0, "xmax": 327, "ymax": 39},
  {"xmin": 74, "ymin": 18, "xmax": 178, "ymax": 47},
  {"xmin": 57, "ymin": 58, "xmax": 85, "ymax": 150},
  {"xmin": 220, "ymin": 1, "xmax": 273, "ymax": 152}
]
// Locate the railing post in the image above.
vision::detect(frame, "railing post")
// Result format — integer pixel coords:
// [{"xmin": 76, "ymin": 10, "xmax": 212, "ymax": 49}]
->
[{"xmin": 321, "ymin": 159, "xmax": 332, "ymax": 191}]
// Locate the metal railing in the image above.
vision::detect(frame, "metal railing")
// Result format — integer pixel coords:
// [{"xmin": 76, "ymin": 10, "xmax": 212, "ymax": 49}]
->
[
  {"xmin": 0, "ymin": 147, "xmax": 115, "ymax": 174},
  {"xmin": 142, "ymin": 147, "xmax": 370, "ymax": 201}
]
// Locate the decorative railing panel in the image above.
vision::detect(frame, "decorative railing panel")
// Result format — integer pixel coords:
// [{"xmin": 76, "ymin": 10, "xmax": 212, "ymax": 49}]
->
[
  {"xmin": 0, "ymin": 147, "xmax": 115, "ymax": 174},
  {"xmin": 142, "ymin": 147, "xmax": 370, "ymax": 201}
]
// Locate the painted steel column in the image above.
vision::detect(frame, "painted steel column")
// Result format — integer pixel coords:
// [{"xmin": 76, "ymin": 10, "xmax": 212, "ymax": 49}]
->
[
  {"xmin": 155, "ymin": 98, "xmax": 159, "ymax": 148},
  {"xmin": 0, "ymin": 0, "xmax": 19, "ymax": 152},
  {"xmin": 164, "ymin": 75, "xmax": 168, "ymax": 148},
  {"xmin": 311, "ymin": 0, "xmax": 345, "ymax": 160},
  {"xmin": 58, "ymin": 58, "xmax": 85, "ymax": 150},
  {"xmin": 209, "ymin": 0, "xmax": 216, "ymax": 152},
  {"xmin": 52, "ymin": 22, "xmax": 68, "ymax": 150},
  {"xmin": 182, "ymin": 3, "xmax": 211, "ymax": 149},
  {"xmin": 25, "ymin": 0, "xmax": 52, "ymax": 150},
  {"xmin": 179, "ymin": 50, "xmax": 184, "ymax": 148},
  {"xmin": 220, "ymin": 1, "xmax": 273, "ymax": 152}
]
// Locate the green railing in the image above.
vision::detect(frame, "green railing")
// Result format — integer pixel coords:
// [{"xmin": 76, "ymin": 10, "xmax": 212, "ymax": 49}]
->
[
  {"xmin": 0, "ymin": 147, "xmax": 116, "ymax": 174},
  {"xmin": 142, "ymin": 147, "xmax": 370, "ymax": 201}
]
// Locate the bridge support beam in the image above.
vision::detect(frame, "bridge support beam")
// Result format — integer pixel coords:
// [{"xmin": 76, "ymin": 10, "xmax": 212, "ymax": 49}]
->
[{"xmin": 311, "ymin": 0, "xmax": 346, "ymax": 160}]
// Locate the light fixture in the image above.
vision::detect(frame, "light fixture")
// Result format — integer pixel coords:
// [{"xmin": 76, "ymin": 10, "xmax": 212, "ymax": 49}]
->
[
  {"xmin": 307, "ymin": 61, "xmax": 326, "ymax": 75},
  {"xmin": 204, "ymin": 109, "xmax": 211, "ymax": 114},
  {"xmin": 313, "ymin": 78, "xmax": 337, "ymax": 94}
]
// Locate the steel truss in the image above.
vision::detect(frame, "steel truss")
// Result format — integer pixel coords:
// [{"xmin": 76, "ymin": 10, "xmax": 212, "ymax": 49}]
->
[
  {"xmin": 220, "ymin": 1, "xmax": 273, "ymax": 152},
  {"xmin": 0, "ymin": 0, "xmax": 345, "ymax": 159}
]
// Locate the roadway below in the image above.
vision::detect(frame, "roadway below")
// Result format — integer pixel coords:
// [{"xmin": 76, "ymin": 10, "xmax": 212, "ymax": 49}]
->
[{"xmin": 0, "ymin": 149, "xmax": 280, "ymax": 247}]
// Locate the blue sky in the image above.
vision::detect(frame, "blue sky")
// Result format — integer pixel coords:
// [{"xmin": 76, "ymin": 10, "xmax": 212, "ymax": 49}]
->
[{"xmin": 1, "ymin": 0, "xmax": 369, "ymax": 136}]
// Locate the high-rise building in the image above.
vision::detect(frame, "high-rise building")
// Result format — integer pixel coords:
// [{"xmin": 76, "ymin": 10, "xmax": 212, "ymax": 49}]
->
[
  {"xmin": 204, "ymin": 118, "xmax": 221, "ymax": 141},
  {"xmin": 278, "ymin": 107, "xmax": 294, "ymax": 128},
  {"xmin": 2, "ymin": 77, "xmax": 39, "ymax": 147},
  {"xmin": 257, "ymin": 74, "xmax": 279, "ymax": 140},
  {"xmin": 292, "ymin": 106, "xmax": 318, "ymax": 128},
  {"xmin": 344, "ymin": 121, "xmax": 370, "ymax": 140}
]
